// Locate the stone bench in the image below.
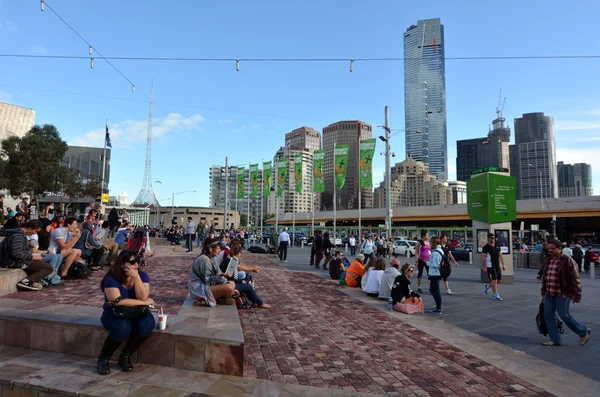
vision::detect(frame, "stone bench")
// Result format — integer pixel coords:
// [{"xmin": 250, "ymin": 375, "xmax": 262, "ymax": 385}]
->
[
  {"xmin": 0, "ymin": 269, "xmax": 27, "ymax": 297},
  {"xmin": 0, "ymin": 295, "xmax": 244, "ymax": 376}
]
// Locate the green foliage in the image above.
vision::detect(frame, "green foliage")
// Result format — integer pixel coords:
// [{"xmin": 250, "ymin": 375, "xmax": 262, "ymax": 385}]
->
[
  {"xmin": 239, "ymin": 214, "xmax": 247, "ymax": 226},
  {"xmin": 0, "ymin": 125, "xmax": 68, "ymax": 198},
  {"xmin": 56, "ymin": 167, "xmax": 103, "ymax": 206}
]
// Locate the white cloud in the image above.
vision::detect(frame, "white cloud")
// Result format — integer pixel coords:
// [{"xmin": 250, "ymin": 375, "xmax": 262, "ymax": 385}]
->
[
  {"xmin": 555, "ymin": 120, "xmax": 600, "ymax": 131},
  {"xmin": 556, "ymin": 147, "xmax": 600, "ymax": 193},
  {"xmin": 71, "ymin": 113, "xmax": 204, "ymax": 148},
  {"xmin": 0, "ymin": 20, "xmax": 17, "ymax": 34}
]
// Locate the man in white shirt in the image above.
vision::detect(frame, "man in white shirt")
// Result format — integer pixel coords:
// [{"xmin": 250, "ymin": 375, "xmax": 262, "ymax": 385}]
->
[
  {"xmin": 49, "ymin": 217, "xmax": 82, "ymax": 278},
  {"xmin": 562, "ymin": 243, "xmax": 573, "ymax": 258},
  {"xmin": 185, "ymin": 217, "xmax": 196, "ymax": 253},
  {"xmin": 278, "ymin": 228, "xmax": 291, "ymax": 262},
  {"xmin": 84, "ymin": 202, "xmax": 95, "ymax": 217},
  {"xmin": 349, "ymin": 235, "xmax": 357, "ymax": 256}
]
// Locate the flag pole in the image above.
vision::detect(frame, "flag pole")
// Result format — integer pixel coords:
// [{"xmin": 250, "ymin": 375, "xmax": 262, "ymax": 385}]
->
[
  {"xmin": 101, "ymin": 119, "xmax": 108, "ymax": 201},
  {"xmin": 260, "ymin": 159, "xmax": 264, "ymax": 240}
]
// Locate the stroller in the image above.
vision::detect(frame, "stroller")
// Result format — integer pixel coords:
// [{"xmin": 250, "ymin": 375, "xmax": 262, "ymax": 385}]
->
[
  {"xmin": 127, "ymin": 227, "xmax": 148, "ymax": 266},
  {"xmin": 536, "ymin": 300, "xmax": 564, "ymax": 336}
]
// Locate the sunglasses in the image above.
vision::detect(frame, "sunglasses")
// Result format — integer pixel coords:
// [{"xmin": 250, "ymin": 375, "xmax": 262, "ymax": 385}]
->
[
  {"xmin": 407, "ymin": 268, "xmax": 415, "ymax": 272},
  {"xmin": 124, "ymin": 259, "xmax": 138, "ymax": 265}
]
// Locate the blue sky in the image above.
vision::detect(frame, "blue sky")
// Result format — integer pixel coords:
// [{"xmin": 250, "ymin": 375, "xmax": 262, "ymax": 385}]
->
[{"xmin": 1, "ymin": 0, "xmax": 599, "ymax": 207}]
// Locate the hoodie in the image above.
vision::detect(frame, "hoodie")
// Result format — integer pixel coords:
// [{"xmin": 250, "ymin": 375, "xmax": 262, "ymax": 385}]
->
[
  {"xmin": 379, "ymin": 266, "xmax": 401, "ymax": 299},
  {"xmin": 0, "ymin": 229, "xmax": 32, "ymax": 269}
]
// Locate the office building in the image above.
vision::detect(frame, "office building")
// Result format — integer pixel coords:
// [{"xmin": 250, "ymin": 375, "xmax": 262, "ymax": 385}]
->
[
  {"xmin": 403, "ymin": 18, "xmax": 448, "ymax": 180},
  {"xmin": 0, "ymin": 101, "xmax": 35, "ymax": 141},
  {"xmin": 557, "ymin": 161, "xmax": 593, "ymax": 198},
  {"xmin": 210, "ymin": 165, "xmax": 261, "ymax": 228},
  {"xmin": 456, "ymin": 116, "xmax": 510, "ymax": 182},
  {"xmin": 510, "ymin": 112, "xmax": 558, "ymax": 200},
  {"xmin": 267, "ymin": 146, "xmax": 317, "ymax": 218},
  {"xmin": 448, "ymin": 181, "xmax": 467, "ymax": 204},
  {"xmin": 285, "ymin": 126, "xmax": 321, "ymax": 151},
  {"xmin": 373, "ymin": 157, "xmax": 452, "ymax": 208},
  {"xmin": 322, "ymin": 120, "xmax": 373, "ymax": 211}
]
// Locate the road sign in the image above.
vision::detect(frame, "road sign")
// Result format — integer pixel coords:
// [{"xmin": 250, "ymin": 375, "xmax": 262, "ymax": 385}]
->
[
  {"xmin": 467, "ymin": 173, "xmax": 516, "ymax": 224},
  {"xmin": 378, "ymin": 224, "xmax": 386, "ymax": 228},
  {"xmin": 531, "ymin": 224, "xmax": 539, "ymax": 231}
]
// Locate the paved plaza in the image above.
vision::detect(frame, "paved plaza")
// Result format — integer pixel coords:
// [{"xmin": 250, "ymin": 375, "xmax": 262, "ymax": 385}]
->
[{"xmin": 1, "ymin": 240, "xmax": 599, "ymax": 397}]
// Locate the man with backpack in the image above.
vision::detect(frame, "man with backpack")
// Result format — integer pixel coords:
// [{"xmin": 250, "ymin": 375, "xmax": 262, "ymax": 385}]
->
[
  {"xmin": 482, "ymin": 233, "xmax": 505, "ymax": 301},
  {"xmin": 540, "ymin": 239, "xmax": 591, "ymax": 347},
  {"xmin": 1, "ymin": 219, "xmax": 53, "ymax": 291}
]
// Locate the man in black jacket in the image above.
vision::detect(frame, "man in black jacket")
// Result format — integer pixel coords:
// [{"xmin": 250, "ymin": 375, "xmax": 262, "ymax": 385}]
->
[
  {"xmin": 313, "ymin": 230, "xmax": 324, "ymax": 269},
  {"xmin": 3, "ymin": 212, "xmax": 24, "ymax": 229},
  {"xmin": 1, "ymin": 219, "xmax": 53, "ymax": 291}
]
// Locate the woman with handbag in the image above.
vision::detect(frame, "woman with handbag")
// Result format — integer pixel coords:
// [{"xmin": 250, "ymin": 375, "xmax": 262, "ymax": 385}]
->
[
  {"xmin": 391, "ymin": 264, "xmax": 424, "ymax": 314},
  {"xmin": 97, "ymin": 250, "xmax": 155, "ymax": 375}
]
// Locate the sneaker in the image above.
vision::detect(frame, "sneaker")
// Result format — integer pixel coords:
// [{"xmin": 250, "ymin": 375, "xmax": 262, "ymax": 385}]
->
[
  {"xmin": 484, "ymin": 284, "xmax": 490, "ymax": 296},
  {"xmin": 446, "ymin": 289, "xmax": 453, "ymax": 295},
  {"xmin": 492, "ymin": 294, "xmax": 503, "ymax": 301},
  {"xmin": 417, "ymin": 288, "xmax": 423, "ymax": 293},
  {"xmin": 428, "ymin": 307, "xmax": 438, "ymax": 313},
  {"xmin": 580, "ymin": 329, "xmax": 591, "ymax": 346},
  {"xmin": 284, "ymin": 260, "xmax": 287, "ymax": 263},
  {"xmin": 16, "ymin": 279, "xmax": 42, "ymax": 291}
]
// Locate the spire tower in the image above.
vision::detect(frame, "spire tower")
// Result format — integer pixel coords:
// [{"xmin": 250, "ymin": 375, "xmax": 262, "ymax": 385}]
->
[{"xmin": 133, "ymin": 82, "xmax": 158, "ymax": 206}]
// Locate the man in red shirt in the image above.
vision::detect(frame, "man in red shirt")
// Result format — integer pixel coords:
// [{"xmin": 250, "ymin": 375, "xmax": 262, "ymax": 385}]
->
[{"xmin": 541, "ymin": 239, "xmax": 591, "ymax": 347}]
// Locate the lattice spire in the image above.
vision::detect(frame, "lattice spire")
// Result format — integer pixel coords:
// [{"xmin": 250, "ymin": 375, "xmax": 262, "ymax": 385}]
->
[{"xmin": 133, "ymin": 81, "xmax": 158, "ymax": 206}]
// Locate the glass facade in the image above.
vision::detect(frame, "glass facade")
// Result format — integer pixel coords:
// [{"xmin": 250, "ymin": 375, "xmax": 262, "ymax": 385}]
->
[
  {"xmin": 403, "ymin": 18, "xmax": 448, "ymax": 181},
  {"xmin": 558, "ymin": 161, "xmax": 593, "ymax": 197}
]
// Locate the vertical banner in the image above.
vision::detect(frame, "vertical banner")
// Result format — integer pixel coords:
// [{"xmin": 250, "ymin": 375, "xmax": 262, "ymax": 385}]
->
[
  {"xmin": 277, "ymin": 159, "xmax": 287, "ymax": 197},
  {"xmin": 313, "ymin": 150, "xmax": 325, "ymax": 192},
  {"xmin": 334, "ymin": 144, "xmax": 349, "ymax": 189},
  {"xmin": 263, "ymin": 161, "xmax": 272, "ymax": 197},
  {"xmin": 237, "ymin": 167, "xmax": 245, "ymax": 198},
  {"xmin": 249, "ymin": 163, "xmax": 259, "ymax": 196},
  {"xmin": 359, "ymin": 138, "xmax": 377, "ymax": 188},
  {"xmin": 294, "ymin": 153, "xmax": 303, "ymax": 194}
]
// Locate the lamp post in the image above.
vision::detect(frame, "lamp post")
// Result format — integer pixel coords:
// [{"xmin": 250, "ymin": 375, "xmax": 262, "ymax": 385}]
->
[
  {"xmin": 171, "ymin": 190, "xmax": 197, "ymax": 226},
  {"xmin": 528, "ymin": 164, "xmax": 544, "ymax": 211}
]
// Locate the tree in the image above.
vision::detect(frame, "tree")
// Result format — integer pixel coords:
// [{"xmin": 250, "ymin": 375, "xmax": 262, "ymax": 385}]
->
[
  {"xmin": 56, "ymin": 168, "xmax": 103, "ymax": 210},
  {"xmin": 0, "ymin": 125, "xmax": 68, "ymax": 199},
  {"xmin": 239, "ymin": 214, "xmax": 247, "ymax": 227},
  {"xmin": 264, "ymin": 213, "xmax": 276, "ymax": 223}
]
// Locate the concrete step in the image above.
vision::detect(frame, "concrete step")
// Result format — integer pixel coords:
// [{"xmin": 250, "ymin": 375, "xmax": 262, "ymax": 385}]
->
[{"xmin": 0, "ymin": 269, "xmax": 27, "ymax": 297}]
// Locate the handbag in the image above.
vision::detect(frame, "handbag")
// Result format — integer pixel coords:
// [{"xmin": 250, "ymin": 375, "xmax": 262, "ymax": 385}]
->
[{"xmin": 110, "ymin": 297, "xmax": 154, "ymax": 319}]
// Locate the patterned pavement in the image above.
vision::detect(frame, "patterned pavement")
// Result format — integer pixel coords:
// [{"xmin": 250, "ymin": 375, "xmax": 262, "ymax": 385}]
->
[{"xmin": 239, "ymin": 254, "xmax": 554, "ymax": 397}]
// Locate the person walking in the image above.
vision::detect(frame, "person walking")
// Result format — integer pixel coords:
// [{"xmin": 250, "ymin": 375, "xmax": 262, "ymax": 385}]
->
[
  {"xmin": 440, "ymin": 234, "xmax": 459, "ymax": 295},
  {"xmin": 108, "ymin": 208, "xmax": 119, "ymax": 238},
  {"xmin": 313, "ymin": 230, "xmax": 324, "ymax": 269},
  {"xmin": 415, "ymin": 230, "xmax": 431, "ymax": 293},
  {"xmin": 540, "ymin": 239, "xmax": 591, "ymax": 347},
  {"xmin": 361, "ymin": 234, "xmax": 375, "ymax": 265},
  {"xmin": 572, "ymin": 244, "xmax": 584, "ymax": 272},
  {"xmin": 196, "ymin": 221, "xmax": 205, "ymax": 249},
  {"xmin": 482, "ymin": 233, "xmax": 505, "ymax": 301},
  {"xmin": 322, "ymin": 232, "xmax": 335, "ymax": 270},
  {"xmin": 349, "ymin": 235, "xmax": 356, "ymax": 256},
  {"xmin": 278, "ymin": 227, "xmax": 290, "ymax": 262},
  {"xmin": 184, "ymin": 217, "xmax": 195, "ymax": 253},
  {"xmin": 428, "ymin": 237, "xmax": 444, "ymax": 314}
]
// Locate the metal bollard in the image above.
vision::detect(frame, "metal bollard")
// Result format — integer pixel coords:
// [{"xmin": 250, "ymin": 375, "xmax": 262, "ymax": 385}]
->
[
  {"xmin": 345, "ymin": 243, "xmax": 348, "ymax": 253},
  {"xmin": 591, "ymin": 262, "xmax": 595, "ymax": 280},
  {"xmin": 301, "ymin": 240, "xmax": 304, "ymax": 248},
  {"xmin": 469, "ymin": 251, "xmax": 473, "ymax": 264}
]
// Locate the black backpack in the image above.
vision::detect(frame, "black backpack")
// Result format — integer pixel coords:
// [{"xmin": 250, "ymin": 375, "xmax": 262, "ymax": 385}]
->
[{"xmin": 68, "ymin": 262, "xmax": 92, "ymax": 279}]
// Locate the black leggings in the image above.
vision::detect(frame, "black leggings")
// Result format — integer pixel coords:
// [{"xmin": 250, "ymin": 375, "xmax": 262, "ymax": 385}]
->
[{"xmin": 417, "ymin": 259, "xmax": 429, "ymax": 279}]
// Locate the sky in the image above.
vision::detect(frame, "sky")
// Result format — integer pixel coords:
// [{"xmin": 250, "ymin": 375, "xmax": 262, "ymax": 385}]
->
[{"xmin": 1, "ymin": 0, "xmax": 599, "ymax": 207}]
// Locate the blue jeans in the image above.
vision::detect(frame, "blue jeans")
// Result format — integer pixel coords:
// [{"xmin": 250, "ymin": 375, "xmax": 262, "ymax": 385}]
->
[
  {"xmin": 186, "ymin": 234, "xmax": 194, "ymax": 251},
  {"xmin": 429, "ymin": 276, "xmax": 442, "ymax": 310},
  {"xmin": 543, "ymin": 293, "xmax": 588, "ymax": 345},
  {"xmin": 101, "ymin": 310, "xmax": 156, "ymax": 342},
  {"xmin": 234, "ymin": 280, "xmax": 263, "ymax": 306},
  {"xmin": 197, "ymin": 236, "xmax": 204, "ymax": 248},
  {"xmin": 43, "ymin": 253, "xmax": 63, "ymax": 271}
]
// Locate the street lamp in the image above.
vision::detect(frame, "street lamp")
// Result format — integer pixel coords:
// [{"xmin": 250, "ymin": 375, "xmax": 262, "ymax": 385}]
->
[
  {"xmin": 171, "ymin": 190, "xmax": 197, "ymax": 226},
  {"xmin": 527, "ymin": 164, "xmax": 544, "ymax": 211}
]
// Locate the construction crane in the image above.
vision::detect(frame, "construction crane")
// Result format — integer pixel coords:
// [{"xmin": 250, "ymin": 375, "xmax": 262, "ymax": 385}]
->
[{"xmin": 496, "ymin": 88, "xmax": 506, "ymax": 120}]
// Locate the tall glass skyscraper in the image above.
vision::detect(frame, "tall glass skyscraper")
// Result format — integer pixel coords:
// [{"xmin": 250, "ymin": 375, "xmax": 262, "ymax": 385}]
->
[{"xmin": 403, "ymin": 18, "xmax": 448, "ymax": 181}]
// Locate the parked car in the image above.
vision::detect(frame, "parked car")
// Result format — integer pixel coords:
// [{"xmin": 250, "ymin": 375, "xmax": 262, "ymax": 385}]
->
[
  {"xmin": 451, "ymin": 244, "xmax": 473, "ymax": 261},
  {"xmin": 261, "ymin": 233, "xmax": 272, "ymax": 244},
  {"xmin": 330, "ymin": 237, "xmax": 342, "ymax": 246},
  {"xmin": 293, "ymin": 233, "xmax": 308, "ymax": 246},
  {"xmin": 342, "ymin": 237, "xmax": 350, "ymax": 246},
  {"xmin": 393, "ymin": 240, "xmax": 417, "ymax": 257},
  {"xmin": 447, "ymin": 239, "xmax": 461, "ymax": 249}
]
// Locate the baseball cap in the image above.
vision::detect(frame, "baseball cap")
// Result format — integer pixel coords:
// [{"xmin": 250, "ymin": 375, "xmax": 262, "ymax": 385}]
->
[{"xmin": 487, "ymin": 233, "xmax": 495, "ymax": 238}]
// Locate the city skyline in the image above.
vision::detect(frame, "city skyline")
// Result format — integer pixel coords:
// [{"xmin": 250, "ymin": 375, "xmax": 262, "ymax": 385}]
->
[{"xmin": 1, "ymin": 1, "xmax": 599, "ymax": 206}]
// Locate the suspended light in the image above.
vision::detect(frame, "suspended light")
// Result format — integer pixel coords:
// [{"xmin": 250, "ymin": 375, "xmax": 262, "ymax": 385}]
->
[
  {"xmin": 89, "ymin": 45, "xmax": 93, "ymax": 55},
  {"xmin": 41, "ymin": 0, "xmax": 44, "ymax": 11},
  {"xmin": 132, "ymin": 85, "xmax": 135, "ymax": 92},
  {"xmin": 236, "ymin": 59, "xmax": 240, "ymax": 72},
  {"xmin": 350, "ymin": 59, "xmax": 354, "ymax": 72},
  {"xmin": 90, "ymin": 57, "xmax": 94, "ymax": 69}
]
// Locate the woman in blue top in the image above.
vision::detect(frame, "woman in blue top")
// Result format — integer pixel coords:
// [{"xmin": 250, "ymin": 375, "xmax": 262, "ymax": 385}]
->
[
  {"xmin": 97, "ymin": 250, "xmax": 155, "ymax": 375},
  {"xmin": 361, "ymin": 234, "xmax": 375, "ymax": 265}
]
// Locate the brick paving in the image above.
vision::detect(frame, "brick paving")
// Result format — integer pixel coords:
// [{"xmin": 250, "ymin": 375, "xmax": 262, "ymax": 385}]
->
[{"xmin": 239, "ymin": 254, "xmax": 555, "ymax": 397}]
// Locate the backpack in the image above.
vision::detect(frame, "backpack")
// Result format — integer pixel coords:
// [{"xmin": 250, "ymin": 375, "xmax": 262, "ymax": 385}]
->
[
  {"xmin": 219, "ymin": 257, "xmax": 231, "ymax": 274},
  {"xmin": 68, "ymin": 262, "xmax": 92, "ymax": 279},
  {"xmin": 536, "ymin": 300, "xmax": 564, "ymax": 336},
  {"xmin": 0, "ymin": 233, "xmax": 19, "ymax": 268},
  {"xmin": 233, "ymin": 292, "xmax": 253, "ymax": 309},
  {"xmin": 439, "ymin": 247, "xmax": 452, "ymax": 278}
]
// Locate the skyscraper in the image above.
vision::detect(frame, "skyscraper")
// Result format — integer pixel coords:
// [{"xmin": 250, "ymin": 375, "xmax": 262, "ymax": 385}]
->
[
  {"xmin": 510, "ymin": 112, "xmax": 558, "ymax": 200},
  {"xmin": 403, "ymin": 18, "xmax": 447, "ymax": 180},
  {"xmin": 285, "ymin": 127, "xmax": 321, "ymax": 151},
  {"xmin": 456, "ymin": 115, "xmax": 511, "ymax": 182},
  {"xmin": 322, "ymin": 121, "xmax": 373, "ymax": 211},
  {"xmin": 557, "ymin": 161, "xmax": 593, "ymax": 197}
]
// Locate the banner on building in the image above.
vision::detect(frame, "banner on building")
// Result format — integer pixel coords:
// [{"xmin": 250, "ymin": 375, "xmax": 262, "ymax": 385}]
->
[
  {"xmin": 313, "ymin": 150, "xmax": 325, "ymax": 193},
  {"xmin": 237, "ymin": 167, "xmax": 245, "ymax": 199},
  {"xmin": 277, "ymin": 159, "xmax": 287, "ymax": 197},
  {"xmin": 334, "ymin": 144, "xmax": 349, "ymax": 189},
  {"xmin": 249, "ymin": 163, "xmax": 259, "ymax": 197},
  {"xmin": 263, "ymin": 161, "xmax": 272, "ymax": 197},
  {"xmin": 294, "ymin": 153, "xmax": 303, "ymax": 194},
  {"xmin": 359, "ymin": 138, "xmax": 377, "ymax": 188}
]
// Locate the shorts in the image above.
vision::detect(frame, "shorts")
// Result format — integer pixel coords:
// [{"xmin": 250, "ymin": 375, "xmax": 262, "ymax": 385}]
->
[
  {"xmin": 417, "ymin": 259, "xmax": 429, "ymax": 279},
  {"xmin": 487, "ymin": 265, "xmax": 502, "ymax": 281}
]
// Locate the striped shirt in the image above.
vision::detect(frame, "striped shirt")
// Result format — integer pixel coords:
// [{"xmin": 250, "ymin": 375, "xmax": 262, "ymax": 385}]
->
[{"xmin": 543, "ymin": 257, "xmax": 564, "ymax": 297}]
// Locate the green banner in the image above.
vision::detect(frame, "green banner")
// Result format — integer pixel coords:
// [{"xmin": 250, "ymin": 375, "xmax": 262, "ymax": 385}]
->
[
  {"xmin": 236, "ymin": 167, "xmax": 245, "ymax": 199},
  {"xmin": 263, "ymin": 161, "xmax": 272, "ymax": 197},
  {"xmin": 249, "ymin": 163, "xmax": 259, "ymax": 196},
  {"xmin": 313, "ymin": 150, "xmax": 325, "ymax": 193},
  {"xmin": 294, "ymin": 153, "xmax": 303, "ymax": 194},
  {"xmin": 334, "ymin": 144, "xmax": 349, "ymax": 189},
  {"xmin": 277, "ymin": 159, "xmax": 287, "ymax": 197},
  {"xmin": 359, "ymin": 138, "xmax": 377, "ymax": 188}
]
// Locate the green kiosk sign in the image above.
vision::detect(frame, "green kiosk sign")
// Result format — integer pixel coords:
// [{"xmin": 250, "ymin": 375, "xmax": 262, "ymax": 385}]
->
[{"xmin": 467, "ymin": 172, "xmax": 517, "ymax": 224}]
